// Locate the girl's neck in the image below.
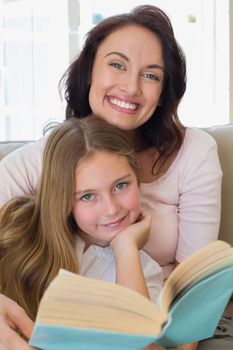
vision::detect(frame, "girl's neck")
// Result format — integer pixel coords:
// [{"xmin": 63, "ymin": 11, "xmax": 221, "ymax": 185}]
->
[{"xmin": 78, "ymin": 230, "xmax": 109, "ymax": 252}]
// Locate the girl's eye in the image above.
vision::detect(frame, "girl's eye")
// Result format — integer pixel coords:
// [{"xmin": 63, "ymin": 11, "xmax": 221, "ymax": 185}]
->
[
  {"xmin": 114, "ymin": 182, "xmax": 128, "ymax": 192},
  {"xmin": 142, "ymin": 72, "xmax": 160, "ymax": 81},
  {"xmin": 80, "ymin": 193, "xmax": 94, "ymax": 202},
  {"xmin": 110, "ymin": 62, "xmax": 124, "ymax": 70}
]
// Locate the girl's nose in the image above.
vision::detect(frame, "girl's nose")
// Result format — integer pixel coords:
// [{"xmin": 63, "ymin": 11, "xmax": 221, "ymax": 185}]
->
[{"xmin": 104, "ymin": 196, "xmax": 120, "ymax": 216}]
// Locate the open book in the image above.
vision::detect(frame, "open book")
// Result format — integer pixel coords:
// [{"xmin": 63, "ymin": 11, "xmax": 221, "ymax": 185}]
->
[{"xmin": 29, "ymin": 240, "xmax": 233, "ymax": 349}]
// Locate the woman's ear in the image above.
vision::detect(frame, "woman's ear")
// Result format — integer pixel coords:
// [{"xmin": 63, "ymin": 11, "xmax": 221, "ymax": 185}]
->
[{"xmin": 158, "ymin": 98, "xmax": 162, "ymax": 107}]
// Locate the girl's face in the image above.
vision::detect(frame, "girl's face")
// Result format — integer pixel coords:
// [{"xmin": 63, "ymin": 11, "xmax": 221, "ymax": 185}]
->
[
  {"xmin": 89, "ymin": 24, "xmax": 164, "ymax": 132},
  {"xmin": 73, "ymin": 151, "xmax": 141, "ymax": 247}
]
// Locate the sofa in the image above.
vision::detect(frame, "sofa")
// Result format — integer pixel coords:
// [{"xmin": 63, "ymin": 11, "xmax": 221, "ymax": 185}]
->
[
  {"xmin": 0, "ymin": 124, "xmax": 232, "ymax": 246},
  {"xmin": 203, "ymin": 124, "xmax": 233, "ymax": 246}
]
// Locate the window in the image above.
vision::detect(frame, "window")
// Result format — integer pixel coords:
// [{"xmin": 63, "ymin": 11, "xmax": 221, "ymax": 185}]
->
[
  {"xmin": 0, "ymin": 0, "xmax": 230, "ymax": 140},
  {"xmin": 0, "ymin": 0, "xmax": 69, "ymax": 140}
]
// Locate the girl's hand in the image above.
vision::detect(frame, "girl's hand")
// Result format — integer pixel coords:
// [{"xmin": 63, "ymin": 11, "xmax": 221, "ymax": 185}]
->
[
  {"xmin": 0, "ymin": 294, "xmax": 35, "ymax": 350},
  {"xmin": 109, "ymin": 211, "xmax": 152, "ymax": 298},
  {"xmin": 110, "ymin": 211, "xmax": 151, "ymax": 256}
]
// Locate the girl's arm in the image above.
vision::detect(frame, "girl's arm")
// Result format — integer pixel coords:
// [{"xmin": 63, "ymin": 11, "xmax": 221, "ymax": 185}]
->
[
  {"xmin": 0, "ymin": 294, "xmax": 35, "ymax": 350},
  {"xmin": 110, "ymin": 212, "xmax": 151, "ymax": 298}
]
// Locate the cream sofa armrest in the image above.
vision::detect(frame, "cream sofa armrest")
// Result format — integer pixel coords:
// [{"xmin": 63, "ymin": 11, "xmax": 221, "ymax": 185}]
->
[{"xmin": 204, "ymin": 124, "xmax": 233, "ymax": 246}]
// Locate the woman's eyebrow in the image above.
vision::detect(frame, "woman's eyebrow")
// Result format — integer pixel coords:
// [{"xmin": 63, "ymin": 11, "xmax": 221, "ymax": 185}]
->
[
  {"xmin": 105, "ymin": 51, "xmax": 129, "ymax": 61},
  {"xmin": 147, "ymin": 64, "xmax": 164, "ymax": 71},
  {"xmin": 105, "ymin": 51, "xmax": 164, "ymax": 71}
]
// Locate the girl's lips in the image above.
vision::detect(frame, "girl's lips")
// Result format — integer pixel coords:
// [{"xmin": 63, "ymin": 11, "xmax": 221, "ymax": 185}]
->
[{"xmin": 100, "ymin": 214, "xmax": 128, "ymax": 228}]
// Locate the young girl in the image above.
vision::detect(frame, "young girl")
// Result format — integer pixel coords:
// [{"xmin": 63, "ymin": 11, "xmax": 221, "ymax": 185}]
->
[{"xmin": 0, "ymin": 116, "xmax": 162, "ymax": 322}]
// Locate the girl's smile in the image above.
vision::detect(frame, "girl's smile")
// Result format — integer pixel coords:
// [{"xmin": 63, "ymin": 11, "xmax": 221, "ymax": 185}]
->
[{"xmin": 100, "ymin": 213, "xmax": 128, "ymax": 228}]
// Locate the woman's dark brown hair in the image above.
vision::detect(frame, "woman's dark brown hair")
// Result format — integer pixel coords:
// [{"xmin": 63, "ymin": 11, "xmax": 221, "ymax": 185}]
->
[{"xmin": 61, "ymin": 5, "xmax": 186, "ymax": 173}]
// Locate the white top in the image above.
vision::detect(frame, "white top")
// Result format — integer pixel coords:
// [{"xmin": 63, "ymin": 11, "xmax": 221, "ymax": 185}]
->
[
  {"xmin": 0, "ymin": 127, "xmax": 222, "ymax": 279},
  {"xmin": 76, "ymin": 237, "xmax": 163, "ymax": 304}
]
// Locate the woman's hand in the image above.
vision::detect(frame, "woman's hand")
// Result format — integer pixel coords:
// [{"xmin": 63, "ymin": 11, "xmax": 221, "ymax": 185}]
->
[{"xmin": 0, "ymin": 294, "xmax": 35, "ymax": 350}]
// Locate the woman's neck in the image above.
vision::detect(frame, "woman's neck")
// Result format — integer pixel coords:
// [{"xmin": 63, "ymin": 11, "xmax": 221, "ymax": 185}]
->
[{"xmin": 122, "ymin": 129, "xmax": 147, "ymax": 152}]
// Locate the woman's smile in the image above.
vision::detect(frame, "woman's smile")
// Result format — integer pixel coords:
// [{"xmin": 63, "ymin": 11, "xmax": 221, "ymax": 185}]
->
[{"xmin": 107, "ymin": 96, "xmax": 139, "ymax": 113}]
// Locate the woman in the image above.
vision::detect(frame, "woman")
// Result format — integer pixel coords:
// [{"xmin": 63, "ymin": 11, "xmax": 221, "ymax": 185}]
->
[{"xmin": 0, "ymin": 5, "xmax": 225, "ymax": 350}]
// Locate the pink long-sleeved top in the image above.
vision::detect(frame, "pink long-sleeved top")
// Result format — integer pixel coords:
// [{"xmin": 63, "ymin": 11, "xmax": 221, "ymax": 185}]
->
[{"xmin": 0, "ymin": 128, "xmax": 222, "ymax": 279}]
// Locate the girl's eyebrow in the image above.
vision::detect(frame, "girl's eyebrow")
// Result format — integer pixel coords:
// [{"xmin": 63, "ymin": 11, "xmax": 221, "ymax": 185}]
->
[
  {"xmin": 75, "ymin": 174, "xmax": 133, "ymax": 196},
  {"xmin": 105, "ymin": 51, "xmax": 164, "ymax": 71}
]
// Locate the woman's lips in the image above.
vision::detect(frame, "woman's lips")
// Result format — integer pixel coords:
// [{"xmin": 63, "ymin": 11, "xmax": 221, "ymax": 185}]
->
[{"xmin": 107, "ymin": 96, "xmax": 139, "ymax": 113}]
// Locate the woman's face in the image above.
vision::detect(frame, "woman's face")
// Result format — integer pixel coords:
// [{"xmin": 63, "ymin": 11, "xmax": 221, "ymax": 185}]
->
[{"xmin": 89, "ymin": 24, "xmax": 164, "ymax": 132}]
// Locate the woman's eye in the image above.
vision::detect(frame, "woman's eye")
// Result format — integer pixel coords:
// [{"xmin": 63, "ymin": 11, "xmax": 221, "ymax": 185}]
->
[
  {"xmin": 114, "ymin": 182, "xmax": 127, "ymax": 192},
  {"xmin": 80, "ymin": 193, "xmax": 94, "ymax": 202},
  {"xmin": 143, "ymin": 72, "xmax": 160, "ymax": 81},
  {"xmin": 110, "ymin": 62, "xmax": 124, "ymax": 70}
]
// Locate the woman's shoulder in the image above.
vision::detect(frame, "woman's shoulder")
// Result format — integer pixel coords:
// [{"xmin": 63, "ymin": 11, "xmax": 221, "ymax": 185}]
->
[
  {"xmin": 184, "ymin": 128, "xmax": 216, "ymax": 147},
  {"xmin": 166, "ymin": 127, "xmax": 220, "ymax": 178},
  {"xmin": 177, "ymin": 127, "xmax": 218, "ymax": 163},
  {"xmin": 184, "ymin": 127, "xmax": 217, "ymax": 149},
  {"xmin": 0, "ymin": 136, "xmax": 48, "ymax": 206},
  {"xmin": 1, "ymin": 136, "xmax": 47, "ymax": 162}
]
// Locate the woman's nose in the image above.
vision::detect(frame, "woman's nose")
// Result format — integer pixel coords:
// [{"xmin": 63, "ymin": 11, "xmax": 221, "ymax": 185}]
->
[{"xmin": 119, "ymin": 73, "xmax": 141, "ymax": 97}]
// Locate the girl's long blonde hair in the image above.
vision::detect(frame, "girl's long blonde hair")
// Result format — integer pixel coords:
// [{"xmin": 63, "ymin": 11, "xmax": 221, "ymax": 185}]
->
[{"xmin": 0, "ymin": 115, "xmax": 138, "ymax": 320}]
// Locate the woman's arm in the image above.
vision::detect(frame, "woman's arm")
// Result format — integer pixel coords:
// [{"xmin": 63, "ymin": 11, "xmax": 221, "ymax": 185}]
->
[
  {"xmin": 0, "ymin": 294, "xmax": 34, "ymax": 350},
  {"xmin": 176, "ymin": 130, "xmax": 222, "ymax": 262},
  {"xmin": 0, "ymin": 138, "xmax": 46, "ymax": 207}
]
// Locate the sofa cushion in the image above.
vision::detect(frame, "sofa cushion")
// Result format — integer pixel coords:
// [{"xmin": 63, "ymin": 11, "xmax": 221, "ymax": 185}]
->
[{"xmin": 204, "ymin": 124, "xmax": 233, "ymax": 245}]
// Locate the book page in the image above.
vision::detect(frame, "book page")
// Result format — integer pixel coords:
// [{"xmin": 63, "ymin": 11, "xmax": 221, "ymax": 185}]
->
[
  {"xmin": 160, "ymin": 241, "xmax": 232, "ymax": 312},
  {"xmin": 35, "ymin": 271, "xmax": 168, "ymax": 336}
]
